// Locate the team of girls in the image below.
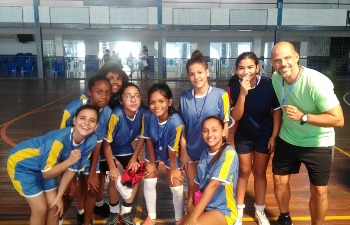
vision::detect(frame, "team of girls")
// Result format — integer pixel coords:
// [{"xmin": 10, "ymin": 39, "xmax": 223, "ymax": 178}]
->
[
  {"xmin": 8, "ymin": 51, "xmax": 280, "ymax": 225},
  {"xmin": 226, "ymin": 52, "xmax": 281, "ymax": 225},
  {"xmin": 102, "ymin": 82, "xmax": 147, "ymax": 225},
  {"xmin": 178, "ymin": 50, "xmax": 230, "ymax": 210},
  {"xmin": 7, "ymin": 105, "xmax": 100, "ymax": 225},
  {"xmin": 60, "ymin": 74, "xmax": 113, "ymax": 225}
]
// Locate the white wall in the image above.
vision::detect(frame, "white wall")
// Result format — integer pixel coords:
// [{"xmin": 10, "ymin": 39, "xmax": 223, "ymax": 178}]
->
[{"xmin": 0, "ymin": 37, "xmax": 36, "ymax": 54}]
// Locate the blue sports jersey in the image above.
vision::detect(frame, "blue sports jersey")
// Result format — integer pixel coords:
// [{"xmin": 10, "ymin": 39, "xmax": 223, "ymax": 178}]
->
[
  {"xmin": 144, "ymin": 112, "xmax": 184, "ymax": 162},
  {"xmin": 179, "ymin": 86, "xmax": 230, "ymax": 161},
  {"xmin": 79, "ymin": 90, "xmax": 89, "ymax": 100},
  {"xmin": 195, "ymin": 145, "xmax": 238, "ymax": 223},
  {"xmin": 7, "ymin": 127, "xmax": 97, "ymax": 181},
  {"xmin": 103, "ymin": 105, "xmax": 147, "ymax": 157},
  {"xmin": 60, "ymin": 99, "xmax": 112, "ymax": 142},
  {"xmin": 227, "ymin": 75, "xmax": 279, "ymax": 138}
]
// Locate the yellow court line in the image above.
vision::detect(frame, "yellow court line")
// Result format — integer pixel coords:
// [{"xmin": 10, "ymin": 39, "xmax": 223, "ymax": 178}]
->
[
  {"xmin": 1, "ymin": 215, "xmax": 350, "ymax": 225},
  {"xmin": 334, "ymin": 146, "xmax": 350, "ymax": 157},
  {"xmin": 0, "ymin": 93, "xmax": 74, "ymax": 128}
]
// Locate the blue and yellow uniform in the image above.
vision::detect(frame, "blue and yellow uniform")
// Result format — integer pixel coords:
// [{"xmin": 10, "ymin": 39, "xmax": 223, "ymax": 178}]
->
[
  {"xmin": 195, "ymin": 145, "xmax": 239, "ymax": 225},
  {"xmin": 7, "ymin": 127, "xmax": 97, "ymax": 197},
  {"xmin": 179, "ymin": 86, "xmax": 230, "ymax": 161},
  {"xmin": 103, "ymin": 105, "xmax": 147, "ymax": 158},
  {"xmin": 143, "ymin": 112, "xmax": 184, "ymax": 168},
  {"xmin": 60, "ymin": 99, "xmax": 112, "ymax": 172}
]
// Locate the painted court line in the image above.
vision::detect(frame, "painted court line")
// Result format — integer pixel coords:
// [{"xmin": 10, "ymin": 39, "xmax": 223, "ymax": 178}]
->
[
  {"xmin": 0, "ymin": 93, "xmax": 73, "ymax": 147},
  {"xmin": 343, "ymin": 92, "xmax": 350, "ymax": 106},
  {"xmin": 0, "ymin": 93, "xmax": 73, "ymax": 128}
]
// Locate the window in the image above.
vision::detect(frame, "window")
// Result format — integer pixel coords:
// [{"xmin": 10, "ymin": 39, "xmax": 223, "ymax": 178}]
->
[{"xmin": 43, "ymin": 40, "xmax": 55, "ymax": 57}]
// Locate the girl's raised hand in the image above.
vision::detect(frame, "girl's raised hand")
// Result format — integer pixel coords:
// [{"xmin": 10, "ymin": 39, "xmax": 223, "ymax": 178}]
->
[
  {"xmin": 239, "ymin": 77, "xmax": 251, "ymax": 96},
  {"xmin": 67, "ymin": 149, "xmax": 81, "ymax": 165}
]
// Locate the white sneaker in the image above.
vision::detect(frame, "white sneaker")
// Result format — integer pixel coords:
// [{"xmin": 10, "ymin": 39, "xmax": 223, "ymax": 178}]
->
[
  {"xmin": 255, "ymin": 210, "xmax": 270, "ymax": 225},
  {"xmin": 116, "ymin": 176, "xmax": 133, "ymax": 199}
]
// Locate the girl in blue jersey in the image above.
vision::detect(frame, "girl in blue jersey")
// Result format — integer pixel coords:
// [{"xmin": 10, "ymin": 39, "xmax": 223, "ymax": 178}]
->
[
  {"xmin": 7, "ymin": 105, "xmax": 99, "ymax": 225},
  {"xmin": 82, "ymin": 63, "xmax": 130, "ymax": 218},
  {"xmin": 60, "ymin": 75, "xmax": 112, "ymax": 225},
  {"xmin": 183, "ymin": 116, "xmax": 238, "ymax": 225},
  {"xmin": 102, "ymin": 82, "xmax": 146, "ymax": 225},
  {"xmin": 179, "ymin": 50, "xmax": 230, "ymax": 206},
  {"xmin": 226, "ymin": 52, "xmax": 281, "ymax": 225},
  {"xmin": 142, "ymin": 82, "xmax": 184, "ymax": 225}
]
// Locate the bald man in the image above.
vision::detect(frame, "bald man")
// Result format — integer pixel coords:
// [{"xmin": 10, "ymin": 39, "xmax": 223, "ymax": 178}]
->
[{"xmin": 270, "ymin": 41, "xmax": 344, "ymax": 225}]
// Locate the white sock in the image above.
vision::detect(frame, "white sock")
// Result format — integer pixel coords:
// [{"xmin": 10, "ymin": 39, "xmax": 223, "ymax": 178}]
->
[
  {"xmin": 78, "ymin": 209, "xmax": 84, "ymax": 215},
  {"xmin": 237, "ymin": 204, "xmax": 245, "ymax": 217},
  {"xmin": 58, "ymin": 219, "xmax": 63, "ymax": 225},
  {"xmin": 170, "ymin": 185, "xmax": 184, "ymax": 221},
  {"xmin": 109, "ymin": 202, "xmax": 121, "ymax": 214},
  {"xmin": 95, "ymin": 200, "xmax": 104, "ymax": 207},
  {"xmin": 254, "ymin": 203, "xmax": 266, "ymax": 212},
  {"xmin": 121, "ymin": 205, "xmax": 132, "ymax": 214},
  {"xmin": 144, "ymin": 178, "xmax": 157, "ymax": 220}
]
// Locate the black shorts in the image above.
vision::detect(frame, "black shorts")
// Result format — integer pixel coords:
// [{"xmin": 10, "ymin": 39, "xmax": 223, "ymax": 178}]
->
[
  {"xmin": 234, "ymin": 134, "xmax": 270, "ymax": 154},
  {"xmin": 272, "ymin": 137, "xmax": 334, "ymax": 186},
  {"xmin": 100, "ymin": 154, "xmax": 133, "ymax": 173}
]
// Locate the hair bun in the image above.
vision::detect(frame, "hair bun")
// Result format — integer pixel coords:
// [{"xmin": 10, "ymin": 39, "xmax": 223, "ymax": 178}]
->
[{"xmin": 191, "ymin": 50, "xmax": 203, "ymax": 58}]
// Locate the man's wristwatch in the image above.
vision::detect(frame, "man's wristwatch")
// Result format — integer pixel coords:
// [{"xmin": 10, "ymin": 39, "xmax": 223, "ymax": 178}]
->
[{"xmin": 300, "ymin": 113, "xmax": 308, "ymax": 125}]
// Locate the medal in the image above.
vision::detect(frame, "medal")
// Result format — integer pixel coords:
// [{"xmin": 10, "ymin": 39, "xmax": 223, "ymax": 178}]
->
[{"xmin": 194, "ymin": 86, "xmax": 210, "ymax": 122}]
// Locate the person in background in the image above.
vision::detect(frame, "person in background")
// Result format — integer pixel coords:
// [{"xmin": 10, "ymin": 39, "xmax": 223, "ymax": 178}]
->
[
  {"xmin": 103, "ymin": 49, "xmax": 111, "ymax": 65},
  {"xmin": 183, "ymin": 116, "xmax": 239, "ymax": 225},
  {"xmin": 60, "ymin": 75, "xmax": 112, "ymax": 225},
  {"xmin": 111, "ymin": 50, "xmax": 123, "ymax": 69},
  {"xmin": 127, "ymin": 52, "xmax": 135, "ymax": 78},
  {"xmin": 142, "ymin": 82, "xmax": 184, "ymax": 225},
  {"xmin": 179, "ymin": 50, "xmax": 230, "ymax": 207},
  {"xmin": 139, "ymin": 45, "xmax": 150, "ymax": 79},
  {"xmin": 7, "ymin": 105, "xmax": 99, "ymax": 225},
  {"xmin": 270, "ymin": 41, "xmax": 344, "ymax": 225},
  {"xmin": 226, "ymin": 52, "xmax": 281, "ymax": 225}
]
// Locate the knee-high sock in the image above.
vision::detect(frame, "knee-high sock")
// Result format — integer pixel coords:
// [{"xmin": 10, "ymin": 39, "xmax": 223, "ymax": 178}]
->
[
  {"xmin": 170, "ymin": 185, "xmax": 184, "ymax": 221},
  {"xmin": 144, "ymin": 178, "xmax": 157, "ymax": 220}
]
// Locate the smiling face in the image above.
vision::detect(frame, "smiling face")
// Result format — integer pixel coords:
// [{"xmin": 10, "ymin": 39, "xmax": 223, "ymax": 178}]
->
[
  {"xmin": 73, "ymin": 108, "xmax": 99, "ymax": 138},
  {"xmin": 236, "ymin": 58, "xmax": 259, "ymax": 82},
  {"xmin": 120, "ymin": 86, "xmax": 141, "ymax": 117},
  {"xmin": 202, "ymin": 117, "xmax": 226, "ymax": 151},
  {"xmin": 88, "ymin": 80, "xmax": 112, "ymax": 109},
  {"xmin": 188, "ymin": 62, "xmax": 209, "ymax": 91},
  {"xmin": 149, "ymin": 90, "xmax": 172, "ymax": 123},
  {"xmin": 106, "ymin": 72, "xmax": 123, "ymax": 94},
  {"xmin": 271, "ymin": 42, "xmax": 300, "ymax": 79}
]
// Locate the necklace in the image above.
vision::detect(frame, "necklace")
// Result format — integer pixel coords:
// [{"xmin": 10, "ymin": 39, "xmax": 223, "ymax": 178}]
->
[
  {"xmin": 194, "ymin": 86, "xmax": 210, "ymax": 122},
  {"xmin": 281, "ymin": 66, "xmax": 301, "ymax": 106},
  {"xmin": 157, "ymin": 116, "xmax": 170, "ymax": 151}
]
